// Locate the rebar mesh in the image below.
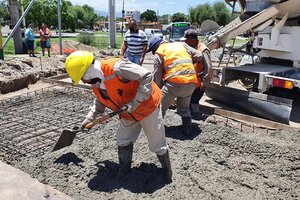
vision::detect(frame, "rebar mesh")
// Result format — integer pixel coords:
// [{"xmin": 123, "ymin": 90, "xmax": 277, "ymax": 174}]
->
[{"xmin": 0, "ymin": 86, "xmax": 98, "ymax": 163}]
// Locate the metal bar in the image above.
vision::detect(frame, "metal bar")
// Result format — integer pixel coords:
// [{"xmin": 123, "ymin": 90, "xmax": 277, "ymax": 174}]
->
[
  {"xmin": 42, "ymin": 77, "xmax": 91, "ymax": 89},
  {"xmin": 199, "ymin": 104, "xmax": 295, "ymax": 131},
  {"xmin": 0, "ymin": 19, "xmax": 4, "ymax": 60},
  {"xmin": 3, "ymin": 0, "xmax": 36, "ymax": 48}
]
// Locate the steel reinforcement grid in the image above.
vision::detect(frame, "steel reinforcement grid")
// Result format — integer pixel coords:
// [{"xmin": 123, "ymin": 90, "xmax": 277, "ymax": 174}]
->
[{"xmin": 0, "ymin": 86, "xmax": 100, "ymax": 163}]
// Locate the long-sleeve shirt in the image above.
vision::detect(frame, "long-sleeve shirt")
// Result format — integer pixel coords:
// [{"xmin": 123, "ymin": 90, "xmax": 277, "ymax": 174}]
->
[
  {"xmin": 197, "ymin": 42, "xmax": 212, "ymax": 83},
  {"xmin": 153, "ymin": 42, "xmax": 203, "ymax": 88},
  {"xmin": 86, "ymin": 59, "xmax": 153, "ymax": 119}
]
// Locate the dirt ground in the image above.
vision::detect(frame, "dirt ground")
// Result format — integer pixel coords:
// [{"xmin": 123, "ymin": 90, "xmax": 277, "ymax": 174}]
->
[{"xmin": 1, "ymin": 44, "xmax": 300, "ymax": 199}]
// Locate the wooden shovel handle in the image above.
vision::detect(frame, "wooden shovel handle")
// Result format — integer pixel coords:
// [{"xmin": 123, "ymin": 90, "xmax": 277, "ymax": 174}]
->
[{"xmin": 85, "ymin": 105, "xmax": 128, "ymax": 129}]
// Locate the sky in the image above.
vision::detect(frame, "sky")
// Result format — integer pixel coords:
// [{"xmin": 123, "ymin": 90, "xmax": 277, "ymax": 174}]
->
[{"xmin": 68, "ymin": 0, "xmax": 221, "ymax": 15}]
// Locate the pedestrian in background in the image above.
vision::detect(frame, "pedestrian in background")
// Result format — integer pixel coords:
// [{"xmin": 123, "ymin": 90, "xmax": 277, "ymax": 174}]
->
[
  {"xmin": 181, "ymin": 29, "xmax": 212, "ymax": 117},
  {"xmin": 120, "ymin": 19, "xmax": 148, "ymax": 65},
  {"xmin": 64, "ymin": 51, "xmax": 172, "ymax": 183},
  {"xmin": 39, "ymin": 23, "xmax": 52, "ymax": 57},
  {"xmin": 25, "ymin": 23, "xmax": 36, "ymax": 57},
  {"xmin": 146, "ymin": 36, "xmax": 203, "ymax": 136}
]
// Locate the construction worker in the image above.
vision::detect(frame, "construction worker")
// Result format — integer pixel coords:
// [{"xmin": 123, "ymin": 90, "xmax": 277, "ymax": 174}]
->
[
  {"xmin": 64, "ymin": 51, "xmax": 172, "ymax": 183},
  {"xmin": 181, "ymin": 29, "xmax": 212, "ymax": 117},
  {"xmin": 146, "ymin": 36, "xmax": 203, "ymax": 135}
]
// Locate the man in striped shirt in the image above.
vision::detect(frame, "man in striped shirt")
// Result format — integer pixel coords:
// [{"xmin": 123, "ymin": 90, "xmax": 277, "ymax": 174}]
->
[{"xmin": 121, "ymin": 19, "xmax": 148, "ymax": 65}]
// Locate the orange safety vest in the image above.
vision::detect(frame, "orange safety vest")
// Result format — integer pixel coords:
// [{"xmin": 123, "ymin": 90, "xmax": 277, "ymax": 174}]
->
[
  {"xmin": 194, "ymin": 42, "xmax": 210, "ymax": 88},
  {"xmin": 156, "ymin": 42, "xmax": 198, "ymax": 84},
  {"xmin": 92, "ymin": 58, "xmax": 162, "ymax": 122}
]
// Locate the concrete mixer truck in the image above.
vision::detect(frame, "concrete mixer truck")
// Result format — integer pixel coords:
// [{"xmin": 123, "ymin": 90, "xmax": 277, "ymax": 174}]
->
[{"xmin": 203, "ymin": 0, "xmax": 300, "ymax": 124}]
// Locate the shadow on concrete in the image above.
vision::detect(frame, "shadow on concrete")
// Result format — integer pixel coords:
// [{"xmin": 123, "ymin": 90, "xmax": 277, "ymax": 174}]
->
[
  {"xmin": 54, "ymin": 152, "xmax": 83, "ymax": 166},
  {"xmin": 165, "ymin": 123, "xmax": 202, "ymax": 140},
  {"xmin": 88, "ymin": 160, "xmax": 167, "ymax": 193}
]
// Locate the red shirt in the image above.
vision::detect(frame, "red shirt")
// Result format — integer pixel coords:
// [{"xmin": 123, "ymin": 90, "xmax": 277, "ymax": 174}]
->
[{"xmin": 39, "ymin": 28, "xmax": 51, "ymax": 42}]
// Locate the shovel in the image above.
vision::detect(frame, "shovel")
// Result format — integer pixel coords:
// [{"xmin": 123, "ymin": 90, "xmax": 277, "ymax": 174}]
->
[{"xmin": 52, "ymin": 106, "xmax": 127, "ymax": 151}]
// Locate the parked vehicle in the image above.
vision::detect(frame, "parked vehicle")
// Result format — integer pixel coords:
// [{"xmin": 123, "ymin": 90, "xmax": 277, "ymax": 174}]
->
[
  {"xmin": 79, "ymin": 29, "xmax": 94, "ymax": 35},
  {"xmin": 205, "ymin": 0, "xmax": 300, "ymax": 123},
  {"xmin": 144, "ymin": 28, "xmax": 163, "ymax": 39},
  {"xmin": 164, "ymin": 22, "xmax": 192, "ymax": 42}
]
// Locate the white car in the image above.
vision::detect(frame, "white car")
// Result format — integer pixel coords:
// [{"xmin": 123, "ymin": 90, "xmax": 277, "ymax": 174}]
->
[
  {"xmin": 79, "ymin": 29, "xmax": 94, "ymax": 34},
  {"xmin": 144, "ymin": 28, "xmax": 163, "ymax": 39}
]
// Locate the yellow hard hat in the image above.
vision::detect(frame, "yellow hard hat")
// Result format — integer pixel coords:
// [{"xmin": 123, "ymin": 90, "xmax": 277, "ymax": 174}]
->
[{"xmin": 64, "ymin": 51, "xmax": 94, "ymax": 85}]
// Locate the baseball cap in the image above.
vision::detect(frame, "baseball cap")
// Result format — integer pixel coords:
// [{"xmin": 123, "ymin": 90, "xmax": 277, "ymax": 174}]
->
[
  {"xmin": 180, "ymin": 29, "xmax": 198, "ymax": 41},
  {"xmin": 146, "ymin": 36, "xmax": 163, "ymax": 53}
]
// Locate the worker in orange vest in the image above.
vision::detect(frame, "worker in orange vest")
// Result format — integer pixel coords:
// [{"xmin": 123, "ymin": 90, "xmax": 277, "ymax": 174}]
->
[
  {"xmin": 181, "ymin": 29, "xmax": 212, "ymax": 117},
  {"xmin": 64, "ymin": 51, "xmax": 172, "ymax": 183},
  {"xmin": 146, "ymin": 36, "xmax": 203, "ymax": 136}
]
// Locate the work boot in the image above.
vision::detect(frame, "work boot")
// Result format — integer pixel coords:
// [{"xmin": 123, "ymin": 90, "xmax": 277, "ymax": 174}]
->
[
  {"xmin": 157, "ymin": 150, "xmax": 173, "ymax": 184},
  {"xmin": 181, "ymin": 116, "xmax": 192, "ymax": 136},
  {"xmin": 116, "ymin": 143, "xmax": 133, "ymax": 179},
  {"xmin": 190, "ymin": 103, "xmax": 200, "ymax": 115}
]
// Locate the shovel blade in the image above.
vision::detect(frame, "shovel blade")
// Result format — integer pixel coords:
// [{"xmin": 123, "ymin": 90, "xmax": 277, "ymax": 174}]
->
[{"xmin": 52, "ymin": 129, "xmax": 78, "ymax": 151}]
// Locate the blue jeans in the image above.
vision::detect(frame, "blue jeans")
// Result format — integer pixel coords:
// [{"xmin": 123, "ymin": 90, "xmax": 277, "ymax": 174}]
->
[{"xmin": 126, "ymin": 51, "xmax": 142, "ymax": 65}]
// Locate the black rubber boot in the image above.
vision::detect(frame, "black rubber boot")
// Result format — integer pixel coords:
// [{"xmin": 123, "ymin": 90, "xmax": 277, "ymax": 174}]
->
[
  {"xmin": 181, "ymin": 116, "xmax": 192, "ymax": 136},
  {"xmin": 116, "ymin": 143, "xmax": 133, "ymax": 179},
  {"xmin": 157, "ymin": 150, "xmax": 173, "ymax": 184}
]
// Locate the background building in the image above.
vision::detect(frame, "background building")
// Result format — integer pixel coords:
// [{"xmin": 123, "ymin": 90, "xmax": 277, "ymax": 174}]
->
[{"xmin": 125, "ymin": 10, "xmax": 141, "ymax": 23}]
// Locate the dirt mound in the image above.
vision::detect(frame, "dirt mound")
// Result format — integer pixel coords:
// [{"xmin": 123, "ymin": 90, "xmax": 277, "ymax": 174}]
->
[
  {"xmin": 0, "ymin": 57, "xmax": 65, "ymax": 94},
  {"xmin": 0, "ymin": 40, "xmax": 120, "ymax": 94},
  {"xmin": 12, "ymin": 110, "xmax": 300, "ymax": 200},
  {"xmin": 51, "ymin": 40, "xmax": 99, "ymax": 55}
]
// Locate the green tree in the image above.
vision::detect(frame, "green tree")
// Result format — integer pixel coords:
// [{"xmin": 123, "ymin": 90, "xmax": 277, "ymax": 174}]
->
[
  {"xmin": 23, "ymin": 0, "xmax": 99, "ymax": 31},
  {"xmin": 171, "ymin": 12, "xmax": 187, "ymax": 22},
  {"xmin": 82, "ymin": 4, "xmax": 98, "ymax": 29},
  {"xmin": 189, "ymin": 2, "xmax": 231, "ymax": 26},
  {"xmin": 213, "ymin": 2, "xmax": 231, "ymax": 26},
  {"xmin": 141, "ymin": 9, "xmax": 157, "ymax": 22},
  {"xmin": 159, "ymin": 14, "xmax": 170, "ymax": 24},
  {"xmin": 0, "ymin": 1, "xmax": 9, "ymax": 25},
  {"xmin": 189, "ymin": 3, "xmax": 216, "ymax": 25},
  {"xmin": 23, "ymin": 0, "xmax": 58, "ymax": 28}
]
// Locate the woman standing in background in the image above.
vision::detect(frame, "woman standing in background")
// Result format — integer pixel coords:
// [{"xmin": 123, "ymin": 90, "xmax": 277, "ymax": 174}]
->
[{"xmin": 39, "ymin": 23, "xmax": 51, "ymax": 57}]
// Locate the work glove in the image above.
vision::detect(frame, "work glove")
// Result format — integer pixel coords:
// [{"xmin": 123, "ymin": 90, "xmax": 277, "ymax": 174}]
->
[
  {"xmin": 125, "ymin": 100, "xmax": 141, "ymax": 113},
  {"xmin": 81, "ymin": 118, "xmax": 93, "ymax": 130}
]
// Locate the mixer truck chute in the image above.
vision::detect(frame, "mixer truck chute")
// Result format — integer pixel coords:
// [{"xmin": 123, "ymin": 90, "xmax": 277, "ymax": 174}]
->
[{"xmin": 204, "ymin": 0, "xmax": 300, "ymax": 124}]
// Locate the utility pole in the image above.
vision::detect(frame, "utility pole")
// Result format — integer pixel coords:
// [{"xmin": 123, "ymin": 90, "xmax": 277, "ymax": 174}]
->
[
  {"xmin": 108, "ymin": 0, "xmax": 116, "ymax": 48},
  {"xmin": 121, "ymin": 0, "xmax": 125, "ymax": 37},
  {"xmin": 8, "ymin": 0, "xmax": 23, "ymax": 54},
  {"xmin": 0, "ymin": 19, "xmax": 4, "ymax": 60},
  {"xmin": 57, "ymin": 0, "xmax": 62, "ymax": 55}
]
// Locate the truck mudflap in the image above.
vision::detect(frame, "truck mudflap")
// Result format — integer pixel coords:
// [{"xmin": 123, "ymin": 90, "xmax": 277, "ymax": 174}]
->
[{"xmin": 205, "ymin": 83, "xmax": 293, "ymax": 124}]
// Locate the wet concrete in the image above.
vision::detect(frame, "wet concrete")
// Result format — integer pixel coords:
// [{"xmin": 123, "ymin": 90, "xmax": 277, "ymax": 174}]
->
[
  {"xmin": 7, "ymin": 108, "xmax": 300, "ymax": 200},
  {"xmin": 0, "ymin": 54, "xmax": 299, "ymax": 199}
]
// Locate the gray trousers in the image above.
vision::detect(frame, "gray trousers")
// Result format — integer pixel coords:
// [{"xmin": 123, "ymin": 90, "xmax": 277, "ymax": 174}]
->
[
  {"xmin": 161, "ymin": 82, "xmax": 196, "ymax": 118},
  {"xmin": 116, "ymin": 106, "xmax": 168, "ymax": 156}
]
